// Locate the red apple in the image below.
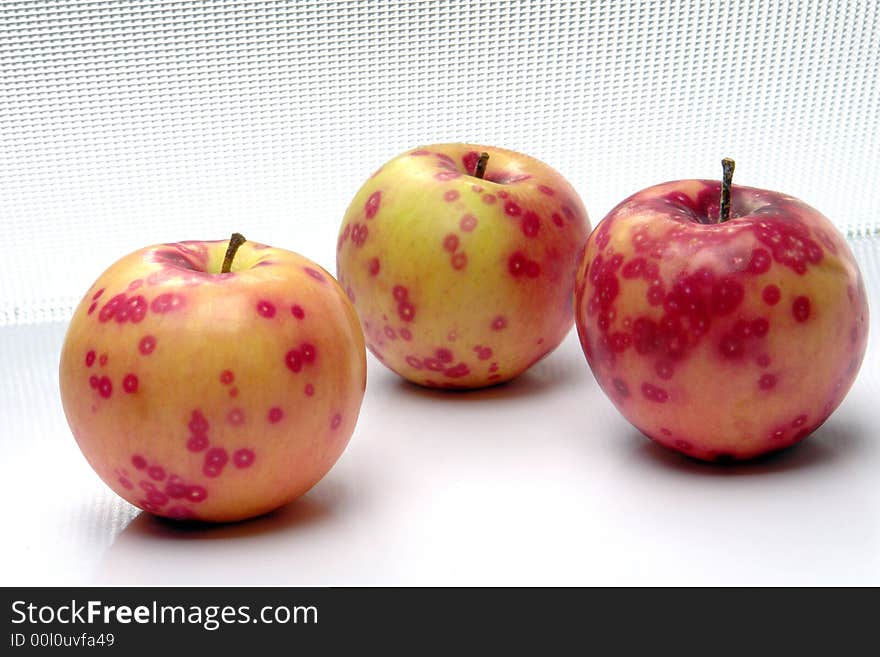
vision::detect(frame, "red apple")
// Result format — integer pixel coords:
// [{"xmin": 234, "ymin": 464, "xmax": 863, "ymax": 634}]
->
[
  {"xmin": 59, "ymin": 235, "xmax": 366, "ymax": 522},
  {"xmin": 336, "ymin": 144, "xmax": 590, "ymax": 388},
  {"xmin": 574, "ymin": 161, "xmax": 869, "ymax": 462}
]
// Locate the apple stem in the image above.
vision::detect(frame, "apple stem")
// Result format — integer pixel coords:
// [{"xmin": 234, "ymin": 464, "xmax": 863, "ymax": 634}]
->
[
  {"xmin": 473, "ymin": 152, "xmax": 489, "ymax": 179},
  {"xmin": 718, "ymin": 157, "xmax": 735, "ymax": 224},
  {"xmin": 221, "ymin": 233, "xmax": 247, "ymax": 273}
]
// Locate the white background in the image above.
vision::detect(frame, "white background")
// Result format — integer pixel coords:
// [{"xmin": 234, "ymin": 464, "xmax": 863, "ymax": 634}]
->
[{"xmin": 1, "ymin": 1, "xmax": 879, "ymax": 585}]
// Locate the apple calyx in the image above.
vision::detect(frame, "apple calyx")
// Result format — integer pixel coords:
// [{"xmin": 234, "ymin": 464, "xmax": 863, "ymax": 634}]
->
[
  {"xmin": 221, "ymin": 232, "xmax": 247, "ymax": 273},
  {"xmin": 718, "ymin": 157, "xmax": 736, "ymax": 224},
  {"xmin": 472, "ymin": 152, "xmax": 489, "ymax": 179}
]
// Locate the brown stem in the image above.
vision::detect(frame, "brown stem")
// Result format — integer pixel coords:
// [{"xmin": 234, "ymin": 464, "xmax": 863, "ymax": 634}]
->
[
  {"xmin": 221, "ymin": 233, "xmax": 247, "ymax": 273},
  {"xmin": 473, "ymin": 152, "xmax": 489, "ymax": 179},
  {"xmin": 718, "ymin": 158, "xmax": 735, "ymax": 223}
]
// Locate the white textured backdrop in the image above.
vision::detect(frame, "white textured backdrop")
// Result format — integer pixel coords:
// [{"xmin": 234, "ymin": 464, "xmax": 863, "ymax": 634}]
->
[{"xmin": 1, "ymin": 0, "xmax": 878, "ymax": 325}]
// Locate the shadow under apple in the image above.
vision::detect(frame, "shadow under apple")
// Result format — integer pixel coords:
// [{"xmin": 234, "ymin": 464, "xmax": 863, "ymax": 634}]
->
[{"xmin": 626, "ymin": 417, "xmax": 867, "ymax": 476}]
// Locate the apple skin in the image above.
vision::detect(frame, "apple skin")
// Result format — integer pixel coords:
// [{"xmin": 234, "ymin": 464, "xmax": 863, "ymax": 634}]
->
[
  {"xmin": 336, "ymin": 144, "xmax": 590, "ymax": 388},
  {"xmin": 59, "ymin": 239, "xmax": 366, "ymax": 522},
  {"xmin": 574, "ymin": 179, "xmax": 869, "ymax": 462}
]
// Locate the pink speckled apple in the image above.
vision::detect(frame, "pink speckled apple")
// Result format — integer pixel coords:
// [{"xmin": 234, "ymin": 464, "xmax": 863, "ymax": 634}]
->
[
  {"xmin": 575, "ymin": 160, "xmax": 869, "ymax": 462},
  {"xmin": 59, "ymin": 235, "xmax": 366, "ymax": 522},
  {"xmin": 336, "ymin": 144, "xmax": 590, "ymax": 388}
]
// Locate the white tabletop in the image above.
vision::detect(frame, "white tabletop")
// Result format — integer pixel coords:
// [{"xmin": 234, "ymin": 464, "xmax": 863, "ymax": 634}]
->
[{"xmin": 2, "ymin": 235, "xmax": 879, "ymax": 586}]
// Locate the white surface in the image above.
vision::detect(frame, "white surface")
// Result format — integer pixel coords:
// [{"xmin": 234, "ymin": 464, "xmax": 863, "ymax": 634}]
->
[
  {"xmin": 1, "ymin": 0, "xmax": 879, "ymax": 586},
  {"xmin": 2, "ymin": 0, "xmax": 880, "ymax": 325},
  {"xmin": 1, "ymin": 234, "xmax": 878, "ymax": 586}
]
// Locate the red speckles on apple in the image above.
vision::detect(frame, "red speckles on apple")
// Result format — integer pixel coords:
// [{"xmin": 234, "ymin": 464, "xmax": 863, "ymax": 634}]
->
[
  {"xmin": 508, "ymin": 252, "xmax": 540, "ymax": 278},
  {"xmin": 186, "ymin": 409, "xmax": 210, "ymax": 452},
  {"xmin": 365, "ymin": 190, "xmax": 382, "ymax": 219},
  {"xmin": 291, "ymin": 304, "xmax": 305, "ymax": 319},
  {"xmin": 443, "ymin": 190, "xmax": 460, "ymax": 202},
  {"xmin": 351, "ymin": 223, "xmax": 368, "ymax": 247},
  {"xmin": 165, "ymin": 476, "xmax": 187, "ymax": 498},
  {"xmin": 792, "ymin": 413, "xmax": 808, "ymax": 427},
  {"xmin": 233, "ymin": 448, "xmax": 255, "ymax": 468},
  {"xmin": 491, "ymin": 316, "xmax": 508, "ymax": 331},
  {"xmin": 474, "ymin": 346, "xmax": 493, "ymax": 360},
  {"xmin": 285, "ymin": 349, "xmax": 303, "ymax": 373},
  {"xmin": 612, "ymin": 378, "xmax": 630, "ymax": 398},
  {"xmin": 747, "ymin": 248, "xmax": 772, "ymax": 274},
  {"xmin": 97, "ymin": 376, "xmax": 113, "ymax": 398},
  {"xmin": 435, "ymin": 171, "xmax": 461, "ymax": 181},
  {"xmin": 435, "ymin": 348, "xmax": 453, "ymax": 363},
  {"xmin": 392, "ymin": 285, "xmax": 416, "ymax": 322},
  {"xmin": 304, "ymin": 267, "xmax": 326, "ymax": 282},
  {"xmin": 256, "ymin": 300, "xmax": 276, "ymax": 318},
  {"xmin": 460, "ymin": 214, "xmax": 477, "ymax": 232},
  {"xmin": 150, "ymin": 293, "xmax": 185, "ymax": 314},
  {"xmin": 301, "ymin": 343, "xmax": 316, "ymax": 363},
  {"xmin": 132, "ymin": 455, "xmax": 147, "ymax": 470},
  {"xmin": 384, "ymin": 326, "xmax": 397, "ymax": 340},
  {"xmin": 98, "ymin": 294, "xmax": 126, "ymax": 322},
  {"xmin": 187, "ymin": 485, "xmax": 207, "ymax": 502},
  {"xmin": 285, "ymin": 342, "xmax": 317, "ymax": 372},
  {"xmin": 98, "ymin": 353, "xmax": 108, "ymax": 367},
  {"xmin": 443, "ymin": 234, "xmax": 459, "ymax": 252},
  {"xmin": 92, "ymin": 288, "xmax": 105, "ymax": 301},
  {"xmin": 87, "ymin": 302, "xmax": 97, "ymax": 315},
  {"xmin": 227, "ymin": 408, "xmax": 245, "ymax": 426},
  {"xmin": 753, "ymin": 219, "xmax": 823, "ymax": 274},
  {"xmin": 718, "ymin": 334, "xmax": 744, "ymax": 360},
  {"xmin": 641, "ymin": 382, "xmax": 669, "ymax": 403},
  {"xmin": 444, "ymin": 363, "xmax": 470, "ymax": 378},
  {"xmin": 368, "ymin": 258, "xmax": 381, "ymax": 276},
  {"xmin": 122, "ymin": 295, "xmax": 148, "ymax": 323},
  {"xmin": 138, "ymin": 335, "xmax": 156, "ymax": 355},
  {"xmin": 128, "ymin": 279, "xmax": 143, "ymax": 291},
  {"xmin": 451, "ymin": 253, "xmax": 468, "ymax": 270},
  {"xmin": 423, "ymin": 357, "xmax": 442, "ymax": 371},
  {"xmin": 711, "ymin": 278, "xmax": 744, "ymax": 315},
  {"xmin": 762, "ymin": 284, "xmax": 781, "ymax": 306},
  {"xmin": 118, "ymin": 477, "xmax": 134, "ymax": 489},
  {"xmin": 304, "ymin": 383, "xmax": 315, "ymax": 396},
  {"xmin": 330, "ymin": 413, "xmax": 342, "ymax": 430},
  {"xmin": 521, "ymin": 212, "xmax": 540, "ymax": 238},
  {"xmin": 85, "ymin": 350, "xmax": 96, "ymax": 367},
  {"xmin": 792, "ymin": 296, "xmax": 811, "ymax": 322},
  {"xmin": 203, "ymin": 447, "xmax": 229, "ymax": 478},
  {"xmin": 122, "ymin": 374, "xmax": 139, "ymax": 393},
  {"xmin": 165, "ymin": 506, "xmax": 195, "ymax": 520},
  {"xmin": 266, "ymin": 407, "xmax": 284, "ymax": 424},
  {"xmin": 758, "ymin": 373, "xmax": 777, "ymax": 390},
  {"xmin": 147, "ymin": 465, "xmax": 166, "ymax": 481},
  {"xmin": 655, "ymin": 360, "xmax": 674, "ymax": 380},
  {"xmin": 482, "ymin": 194, "xmax": 496, "ymax": 205},
  {"xmin": 504, "ymin": 200, "xmax": 521, "ymax": 217},
  {"xmin": 219, "ymin": 370, "xmax": 234, "ymax": 385},
  {"xmin": 537, "ymin": 184, "xmax": 555, "ymax": 196},
  {"xmin": 405, "ymin": 355, "xmax": 423, "ymax": 369}
]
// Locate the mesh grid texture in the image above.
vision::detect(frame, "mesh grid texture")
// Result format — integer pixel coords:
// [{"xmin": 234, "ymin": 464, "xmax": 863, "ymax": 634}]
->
[{"xmin": 1, "ymin": 0, "xmax": 878, "ymax": 325}]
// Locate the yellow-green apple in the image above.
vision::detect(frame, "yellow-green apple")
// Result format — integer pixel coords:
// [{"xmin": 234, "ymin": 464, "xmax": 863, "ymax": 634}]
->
[
  {"xmin": 575, "ymin": 160, "xmax": 869, "ymax": 462},
  {"xmin": 336, "ymin": 144, "xmax": 590, "ymax": 388},
  {"xmin": 59, "ymin": 235, "xmax": 366, "ymax": 522}
]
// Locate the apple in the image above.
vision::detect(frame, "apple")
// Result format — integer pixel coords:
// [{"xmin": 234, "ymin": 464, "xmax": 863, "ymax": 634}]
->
[
  {"xmin": 574, "ymin": 160, "xmax": 869, "ymax": 462},
  {"xmin": 59, "ymin": 234, "xmax": 366, "ymax": 522},
  {"xmin": 336, "ymin": 144, "xmax": 591, "ymax": 388}
]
